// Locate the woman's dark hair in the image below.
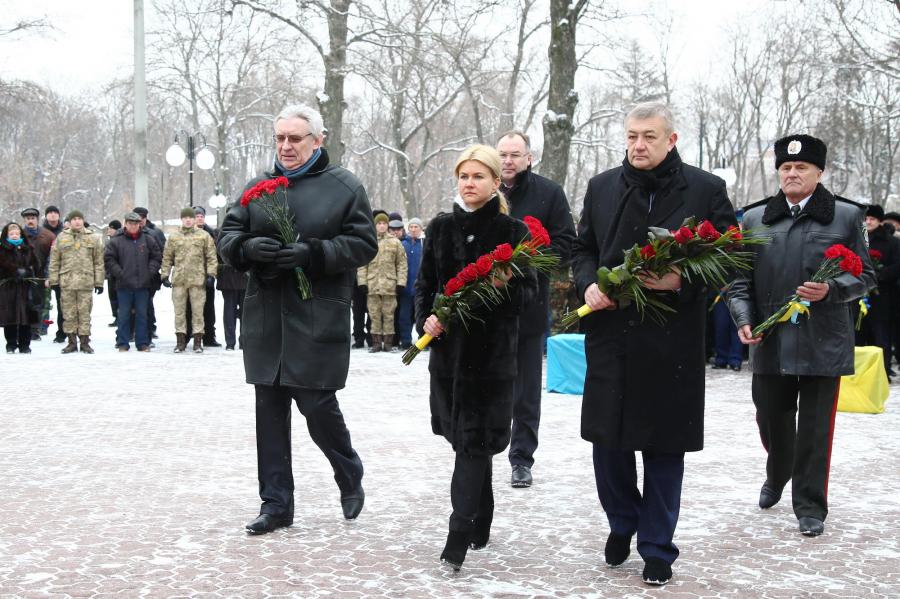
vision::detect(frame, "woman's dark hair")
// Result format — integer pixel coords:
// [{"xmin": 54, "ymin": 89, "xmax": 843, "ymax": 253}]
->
[{"xmin": 1, "ymin": 222, "xmax": 29, "ymax": 246}]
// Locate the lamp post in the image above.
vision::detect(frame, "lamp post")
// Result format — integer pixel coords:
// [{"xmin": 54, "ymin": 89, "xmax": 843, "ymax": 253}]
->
[
  {"xmin": 165, "ymin": 130, "xmax": 216, "ymax": 207},
  {"xmin": 209, "ymin": 182, "xmax": 228, "ymax": 228}
]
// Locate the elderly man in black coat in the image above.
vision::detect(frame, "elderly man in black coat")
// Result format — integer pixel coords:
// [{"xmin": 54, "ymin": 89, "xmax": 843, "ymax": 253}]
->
[
  {"xmin": 726, "ymin": 134, "xmax": 875, "ymax": 538},
  {"xmin": 496, "ymin": 130, "xmax": 575, "ymax": 489},
  {"xmin": 572, "ymin": 102, "xmax": 737, "ymax": 586},
  {"xmin": 218, "ymin": 104, "xmax": 378, "ymax": 535}
]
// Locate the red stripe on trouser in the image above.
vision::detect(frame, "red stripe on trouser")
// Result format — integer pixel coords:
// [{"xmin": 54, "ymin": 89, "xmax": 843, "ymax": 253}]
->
[{"xmin": 823, "ymin": 380, "xmax": 840, "ymax": 499}]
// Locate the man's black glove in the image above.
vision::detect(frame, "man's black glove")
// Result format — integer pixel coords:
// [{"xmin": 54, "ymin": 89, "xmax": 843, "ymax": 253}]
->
[
  {"xmin": 242, "ymin": 237, "xmax": 281, "ymax": 263},
  {"xmin": 206, "ymin": 275, "xmax": 215, "ymax": 287},
  {"xmin": 161, "ymin": 277, "xmax": 172, "ymax": 288},
  {"xmin": 15, "ymin": 268, "xmax": 28, "ymax": 280},
  {"xmin": 275, "ymin": 242, "xmax": 311, "ymax": 270},
  {"xmin": 396, "ymin": 285, "xmax": 404, "ymax": 295},
  {"xmin": 94, "ymin": 286, "xmax": 104, "ymax": 295},
  {"xmin": 359, "ymin": 285, "xmax": 368, "ymax": 295}
]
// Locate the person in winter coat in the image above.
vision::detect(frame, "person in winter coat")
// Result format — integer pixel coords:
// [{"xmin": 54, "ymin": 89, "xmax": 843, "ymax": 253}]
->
[
  {"xmin": 105, "ymin": 219, "xmax": 122, "ymax": 327},
  {"xmin": 20, "ymin": 207, "xmax": 55, "ymax": 341},
  {"xmin": 416, "ymin": 144, "xmax": 538, "ymax": 572},
  {"xmin": 40, "ymin": 205, "xmax": 65, "ymax": 339},
  {"xmin": 856, "ymin": 204, "xmax": 900, "ymax": 378},
  {"xmin": 0, "ymin": 223, "xmax": 43, "ymax": 353},
  {"xmin": 160, "ymin": 208, "xmax": 218, "ymax": 353},
  {"xmin": 104, "ymin": 212, "xmax": 162, "ymax": 352},
  {"xmin": 133, "ymin": 206, "xmax": 166, "ymax": 340},
  {"xmin": 726, "ymin": 134, "xmax": 875, "ymax": 539},
  {"xmin": 46, "ymin": 210, "xmax": 105, "ymax": 354},
  {"xmin": 571, "ymin": 102, "xmax": 737, "ymax": 586},
  {"xmin": 218, "ymin": 103, "xmax": 377, "ymax": 535},
  {"xmin": 496, "ymin": 130, "xmax": 576, "ymax": 489},
  {"xmin": 357, "ymin": 213, "xmax": 407, "ymax": 352},
  {"xmin": 398, "ymin": 217, "xmax": 424, "ymax": 349},
  {"xmin": 215, "ymin": 225, "xmax": 248, "ymax": 350}
]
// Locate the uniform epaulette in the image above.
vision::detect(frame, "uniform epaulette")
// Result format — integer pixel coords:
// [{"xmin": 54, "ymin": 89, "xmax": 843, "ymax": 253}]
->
[{"xmin": 835, "ymin": 195, "xmax": 866, "ymax": 210}]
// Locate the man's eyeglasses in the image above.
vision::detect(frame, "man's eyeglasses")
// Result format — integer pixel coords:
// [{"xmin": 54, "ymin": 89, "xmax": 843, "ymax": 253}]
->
[
  {"xmin": 274, "ymin": 133, "xmax": 313, "ymax": 145},
  {"xmin": 499, "ymin": 152, "xmax": 526, "ymax": 160}
]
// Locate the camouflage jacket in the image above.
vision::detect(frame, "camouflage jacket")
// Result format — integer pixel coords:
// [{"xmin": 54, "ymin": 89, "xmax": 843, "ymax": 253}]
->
[
  {"xmin": 48, "ymin": 228, "xmax": 105, "ymax": 290},
  {"xmin": 160, "ymin": 227, "xmax": 218, "ymax": 287},
  {"xmin": 357, "ymin": 232, "xmax": 407, "ymax": 295}
]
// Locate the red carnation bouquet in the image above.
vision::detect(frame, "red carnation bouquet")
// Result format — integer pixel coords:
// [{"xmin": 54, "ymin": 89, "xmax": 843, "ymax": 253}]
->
[
  {"xmin": 241, "ymin": 176, "xmax": 311, "ymax": 299},
  {"xmin": 561, "ymin": 217, "xmax": 764, "ymax": 327},
  {"xmin": 751, "ymin": 243, "xmax": 863, "ymax": 337},
  {"xmin": 401, "ymin": 216, "xmax": 558, "ymax": 365}
]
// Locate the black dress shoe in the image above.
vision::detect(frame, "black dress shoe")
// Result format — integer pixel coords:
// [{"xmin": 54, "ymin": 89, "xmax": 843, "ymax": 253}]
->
[
  {"xmin": 758, "ymin": 482, "xmax": 782, "ymax": 509},
  {"xmin": 440, "ymin": 530, "xmax": 470, "ymax": 571},
  {"xmin": 226, "ymin": 344, "xmax": 235, "ymax": 350},
  {"xmin": 642, "ymin": 557, "xmax": 672, "ymax": 585},
  {"xmin": 245, "ymin": 513, "xmax": 292, "ymax": 534},
  {"xmin": 341, "ymin": 486, "xmax": 365, "ymax": 520},
  {"xmin": 798, "ymin": 516, "xmax": 824, "ymax": 536},
  {"xmin": 351, "ymin": 340, "xmax": 365, "ymax": 349},
  {"xmin": 204, "ymin": 338, "xmax": 222, "ymax": 347},
  {"xmin": 511, "ymin": 465, "xmax": 532, "ymax": 488},
  {"xmin": 604, "ymin": 532, "xmax": 631, "ymax": 567}
]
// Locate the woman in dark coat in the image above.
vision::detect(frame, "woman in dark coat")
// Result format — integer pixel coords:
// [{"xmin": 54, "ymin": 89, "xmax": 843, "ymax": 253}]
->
[
  {"xmin": 0, "ymin": 223, "xmax": 43, "ymax": 353},
  {"xmin": 415, "ymin": 144, "xmax": 538, "ymax": 571}
]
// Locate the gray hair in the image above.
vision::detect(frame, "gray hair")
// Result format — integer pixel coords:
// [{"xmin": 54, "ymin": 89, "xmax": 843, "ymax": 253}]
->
[
  {"xmin": 625, "ymin": 102, "xmax": 675, "ymax": 135},
  {"xmin": 275, "ymin": 104, "xmax": 325, "ymax": 137}
]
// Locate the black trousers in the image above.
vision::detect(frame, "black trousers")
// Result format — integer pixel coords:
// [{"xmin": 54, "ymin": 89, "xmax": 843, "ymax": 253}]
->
[
  {"xmin": 254, "ymin": 384, "xmax": 363, "ymax": 517},
  {"xmin": 221, "ymin": 289, "xmax": 244, "ymax": 348},
  {"xmin": 351, "ymin": 285, "xmax": 370, "ymax": 345},
  {"xmin": 108, "ymin": 283, "xmax": 119, "ymax": 322},
  {"xmin": 752, "ymin": 374, "xmax": 840, "ymax": 521},
  {"xmin": 148, "ymin": 288, "xmax": 158, "ymax": 334},
  {"xmin": 4, "ymin": 325, "xmax": 31, "ymax": 351},
  {"xmin": 509, "ymin": 333, "xmax": 544, "ymax": 468},
  {"xmin": 449, "ymin": 452, "xmax": 493, "ymax": 532}
]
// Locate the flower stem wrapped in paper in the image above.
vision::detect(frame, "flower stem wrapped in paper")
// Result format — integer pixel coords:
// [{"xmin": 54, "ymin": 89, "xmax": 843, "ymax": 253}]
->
[
  {"xmin": 751, "ymin": 243, "xmax": 863, "ymax": 337},
  {"xmin": 402, "ymin": 216, "xmax": 559, "ymax": 365},
  {"xmin": 561, "ymin": 217, "xmax": 766, "ymax": 327},
  {"xmin": 240, "ymin": 176, "xmax": 312, "ymax": 300}
]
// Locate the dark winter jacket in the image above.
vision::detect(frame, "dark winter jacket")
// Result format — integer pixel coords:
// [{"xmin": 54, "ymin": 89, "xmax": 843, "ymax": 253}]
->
[
  {"xmin": 103, "ymin": 229, "xmax": 163, "ymax": 290},
  {"xmin": 503, "ymin": 167, "xmax": 575, "ymax": 336},
  {"xmin": 218, "ymin": 149, "xmax": 377, "ymax": 390},
  {"xmin": 142, "ymin": 221, "xmax": 167, "ymax": 291},
  {"xmin": 401, "ymin": 235, "xmax": 423, "ymax": 297},
  {"xmin": 0, "ymin": 239, "xmax": 42, "ymax": 325},
  {"xmin": 23, "ymin": 225, "xmax": 55, "ymax": 273},
  {"xmin": 572, "ymin": 157, "xmax": 737, "ymax": 452},
  {"xmin": 215, "ymin": 229, "xmax": 248, "ymax": 291},
  {"xmin": 415, "ymin": 196, "xmax": 538, "ymax": 455},
  {"xmin": 42, "ymin": 220, "xmax": 63, "ymax": 237},
  {"xmin": 726, "ymin": 184, "xmax": 876, "ymax": 376}
]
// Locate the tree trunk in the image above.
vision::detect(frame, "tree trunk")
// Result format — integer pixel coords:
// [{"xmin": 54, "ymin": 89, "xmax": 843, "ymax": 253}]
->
[{"xmin": 321, "ymin": 0, "xmax": 350, "ymax": 165}]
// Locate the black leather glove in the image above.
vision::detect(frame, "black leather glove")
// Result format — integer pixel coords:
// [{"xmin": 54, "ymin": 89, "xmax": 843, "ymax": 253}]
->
[
  {"xmin": 161, "ymin": 277, "xmax": 172, "ymax": 288},
  {"xmin": 206, "ymin": 275, "xmax": 215, "ymax": 287},
  {"xmin": 275, "ymin": 242, "xmax": 311, "ymax": 270},
  {"xmin": 94, "ymin": 286, "xmax": 104, "ymax": 295},
  {"xmin": 15, "ymin": 268, "xmax": 28, "ymax": 280},
  {"xmin": 396, "ymin": 285, "xmax": 404, "ymax": 295},
  {"xmin": 359, "ymin": 285, "xmax": 368, "ymax": 295},
  {"xmin": 242, "ymin": 237, "xmax": 281, "ymax": 263}
]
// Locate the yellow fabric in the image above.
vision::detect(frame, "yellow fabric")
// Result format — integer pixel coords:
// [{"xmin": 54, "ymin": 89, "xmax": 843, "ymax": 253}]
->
[
  {"xmin": 838, "ymin": 346, "xmax": 889, "ymax": 414},
  {"xmin": 777, "ymin": 301, "xmax": 809, "ymax": 323}
]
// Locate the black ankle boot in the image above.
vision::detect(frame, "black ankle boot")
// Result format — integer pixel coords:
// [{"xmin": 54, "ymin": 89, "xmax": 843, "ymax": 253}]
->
[
  {"xmin": 470, "ymin": 516, "xmax": 492, "ymax": 550},
  {"xmin": 440, "ymin": 530, "xmax": 470, "ymax": 571}
]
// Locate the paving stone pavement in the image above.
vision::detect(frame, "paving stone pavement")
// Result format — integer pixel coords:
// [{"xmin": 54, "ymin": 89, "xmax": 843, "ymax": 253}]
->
[{"xmin": 1, "ymin": 295, "xmax": 899, "ymax": 597}]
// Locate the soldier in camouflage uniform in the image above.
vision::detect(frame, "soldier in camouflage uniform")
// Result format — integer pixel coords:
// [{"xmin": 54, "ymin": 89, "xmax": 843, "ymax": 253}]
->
[
  {"xmin": 160, "ymin": 207, "xmax": 218, "ymax": 353},
  {"xmin": 46, "ymin": 210, "xmax": 105, "ymax": 354},
  {"xmin": 357, "ymin": 212, "xmax": 407, "ymax": 352}
]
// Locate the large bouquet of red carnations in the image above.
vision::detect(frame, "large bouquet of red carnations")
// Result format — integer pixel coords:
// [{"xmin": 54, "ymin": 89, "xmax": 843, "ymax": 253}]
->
[
  {"xmin": 751, "ymin": 243, "xmax": 863, "ymax": 337},
  {"xmin": 561, "ymin": 217, "xmax": 765, "ymax": 327},
  {"xmin": 241, "ymin": 176, "xmax": 311, "ymax": 299},
  {"xmin": 401, "ymin": 216, "xmax": 558, "ymax": 365}
]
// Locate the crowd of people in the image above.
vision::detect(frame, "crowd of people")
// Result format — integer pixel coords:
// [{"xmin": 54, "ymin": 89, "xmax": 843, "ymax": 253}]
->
[{"xmin": 1, "ymin": 99, "xmax": 885, "ymax": 588}]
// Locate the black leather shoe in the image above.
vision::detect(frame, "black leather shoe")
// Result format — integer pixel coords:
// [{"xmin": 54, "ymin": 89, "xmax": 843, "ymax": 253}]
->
[
  {"xmin": 511, "ymin": 465, "xmax": 532, "ymax": 488},
  {"xmin": 245, "ymin": 513, "xmax": 292, "ymax": 535},
  {"xmin": 642, "ymin": 557, "xmax": 672, "ymax": 585},
  {"xmin": 604, "ymin": 532, "xmax": 631, "ymax": 567},
  {"xmin": 758, "ymin": 482, "xmax": 782, "ymax": 509},
  {"xmin": 440, "ymin": 530, "xmax": 470, "ymax": 571},
  {"xmin": 352, "ymin": 340, "xmax": 365, "ymax": 349},
  {"xmin": 204, "ymin": 338, "xmax": 222, "ymax": 347},
  {"xmin": 798, "ymin": 516, "xmax": 824, "ymax": 536},
  {"xmin": 341, "ymin": 486, "xmax": 365, "ymax": 520}
]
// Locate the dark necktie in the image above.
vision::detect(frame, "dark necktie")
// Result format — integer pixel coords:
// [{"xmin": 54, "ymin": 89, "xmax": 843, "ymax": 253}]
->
[{"xmin": 791, "ymin": 204, "xmax": 801, "ymax": 219}]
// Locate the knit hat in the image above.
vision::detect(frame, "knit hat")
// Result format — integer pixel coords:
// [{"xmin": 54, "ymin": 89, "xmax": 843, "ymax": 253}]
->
[
  {"xmin": 20, "ymin": 207, "xmax": 39, "ymax": 218},
  {"xmin": 44, "ymin": 205, "xmax": 60, "ymax": 215},
  {"xmin": 123, "ymin": 212, "xmax": 141, "ymax": 223},
  {"xmin": 866, "ymin": 204, "xmax": 885, "ymax": 221},
  {"xmin": 66, "ymin": 209, "xmax": 84, "ymax": 221},
  {"xmin": 774, "ymin": 134, "xmax": 827, "ymax": 171},
  {"xmin": 408, "ymin": 217, "xmax": 423, "ymax": 227},
  {"xmin": 374, "ymin": 213, "xmax": 389, "ymax": 225},
  {"xmin": 193, "ymin": 206, "xmax": 207, "ymax": 215},
  {"xmin": 133, "ymin": 206, "xmax": 149, "ymax": 217},
  {"xmin": 388, "ymin": 211, "xmax": 403, "ymax": 222},
  {"xmin": 389, "ymin": 219, "xmax": 404, "ymax": 229},
  {"xmin": 180, "ymin": 207, "xmax": 196, "ymax": 218}
]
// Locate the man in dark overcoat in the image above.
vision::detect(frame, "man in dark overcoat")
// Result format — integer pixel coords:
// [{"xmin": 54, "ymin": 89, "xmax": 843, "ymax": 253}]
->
[
  {"xmin": 218, "ymin": 103, "xmax": 377, "ymax": 535},
  {"xmin": 726, "ymin": 134, "xmax": 875, "ymax": 538},
  {"xmin": 496, "ymin": 130, "xmax": 575, "ymax": 489},
  {"xmin": 571, "ymin": 102, "xmax": 737, "ymax": 586}
]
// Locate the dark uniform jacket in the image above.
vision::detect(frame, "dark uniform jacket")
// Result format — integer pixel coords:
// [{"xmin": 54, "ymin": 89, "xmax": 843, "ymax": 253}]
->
[
  {"xmin": 504, "ymin": 168, "xmax": 575, "ymax": 337},
  {"xmin": 726, "ymin": 184, "xmax": 876, "ymax": 376},
  {"xmin": 572, "ymin": 156, "xmax": 736, "ymax": 453},
  {"xmin": 104, "ymin": 229, "xmax": 163, "ymax": 290},
  {"xmin": 218, "ymin": 149, "xmax": 377, "ymax": 390},
  {"xmin": 415, "ymin": 197, "xmax": 538, "ymax": 455}
]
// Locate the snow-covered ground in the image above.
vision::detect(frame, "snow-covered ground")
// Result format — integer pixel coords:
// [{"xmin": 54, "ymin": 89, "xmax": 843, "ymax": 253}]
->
[{"xmin": 1, "ymin": 289, "xmax": 898, "ymax": 598}]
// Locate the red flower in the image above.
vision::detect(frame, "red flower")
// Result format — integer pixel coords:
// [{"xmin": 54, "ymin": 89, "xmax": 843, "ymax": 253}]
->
[
  {"xmin": 491, "ymin": 243, "xmax": 513, "ymax": 262},
  {"xmin": 840, "ymin": 254, "xmax": 863, "ymax": 277},
  {"xmin": 640, "ymin": 244, "xmax": 656, "ymax": 260},
  {"xmin": 869, "ymin": 249, "xmax": 883, "ymax": 261},
  {"xmin": 459, "ymin": 264, "xmax": 480, "ymax": 283},
  {"xmin": 726, "ymin": 225, "xmax": 743, "ymax": 242},
  {"xmin": 697, "ymin": 220, "xmax": 721, "ymax": 241},
  {"xmin": 475, "ymin": 254, "xmax": 494, "ymax": 276},
  {"xmin": 673, "ymin": 226, "xmax": 693, "ymax": 244},
  {"xmin": 240, "ymin": 177, "xmax": 290, "ymax": 207},
  {"xmin": 443, "ymin": 277, "xmax": 464, "ymax": 296},
  {"xmin": 824, "ymin": 244, "xmax": 850, "ymax": 260},
  {"xmin": 523, "ymin": 216, "xmax": 550, "ymax": 247}
]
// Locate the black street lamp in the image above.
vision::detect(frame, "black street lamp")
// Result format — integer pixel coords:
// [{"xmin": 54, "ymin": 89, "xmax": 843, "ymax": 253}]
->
[{"xmin": 165, "ymin": 130, "xmax": 216, "ymax": 207}]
